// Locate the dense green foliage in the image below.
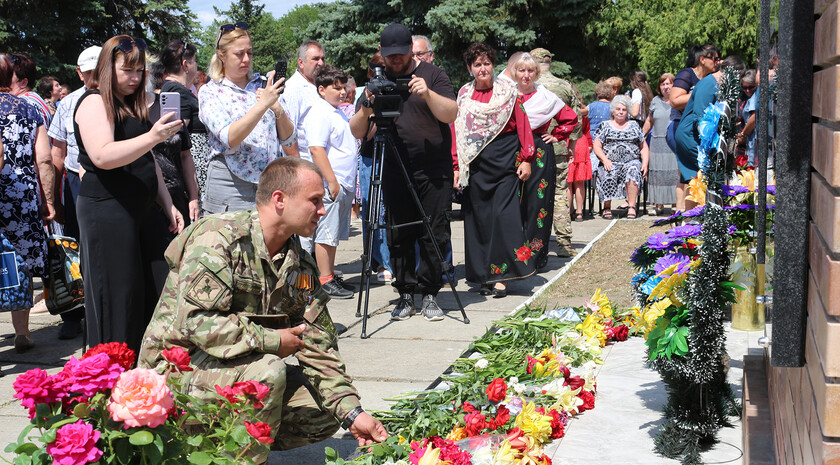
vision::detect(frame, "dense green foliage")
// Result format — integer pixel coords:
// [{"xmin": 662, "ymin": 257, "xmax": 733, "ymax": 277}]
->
[{"xmin": 0, "ymin": 0, "xmax": 197, "ymax": 85}]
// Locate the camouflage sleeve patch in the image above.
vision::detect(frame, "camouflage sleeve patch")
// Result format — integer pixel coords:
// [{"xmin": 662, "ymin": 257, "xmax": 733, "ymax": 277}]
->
[{"xmin": 186, "ymin": 268, "xmax": 230, "ymax": 311}]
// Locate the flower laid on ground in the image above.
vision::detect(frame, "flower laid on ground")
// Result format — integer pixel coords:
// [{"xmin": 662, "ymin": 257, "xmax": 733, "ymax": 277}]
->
[
  {"xmin": 329, "ymin": 296, "xmax": 638, "ymax": 465},
  {"xmin": 8, "ymin": 343, "xmax": 278, "ymax": 464}
]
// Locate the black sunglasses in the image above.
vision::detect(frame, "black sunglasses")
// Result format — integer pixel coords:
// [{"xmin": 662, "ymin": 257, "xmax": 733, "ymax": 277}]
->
[
  {"xmin": 7, "ymin": 54, "xmax": 19, "ymax": 64},
  {"xmin": 742, "ymin": 85, "xmax": 756, "ymax": 91},
  {"xmin": 114, "ymin": 37, "xmax": 147, "ymax": 56},
  {"xmin": 216, "ymin": 22, "xmax": 249, "ymax": 48}
]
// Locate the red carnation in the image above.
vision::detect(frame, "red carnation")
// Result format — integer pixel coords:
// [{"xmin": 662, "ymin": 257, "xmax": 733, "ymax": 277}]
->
[
  {"xmin": 486, "ymin": 378, "xmax": 507, "ymax": 403},
  {"xmin": 609, "ymin": 324, "xmax": 629, "ymax": 342},
  {"xmin": 162, "ymin": 347, "xmax": 193, "ymax": 372},
  {"xmin": 461, "ymin": 401, "xmax": 476, "ymax": 413},
  {"xmin": 578, "ymin": 390, "xmax": 595, "ymax": 412},
  {"xmin": 464, "ymin": 411, "xmax": 487, "ymax": 437},
  {"xmin": 548, "ymin": 409, "xmax": 565, "ymax": 439},
  {"xmin": 244, "ymin": 421, "xmax": 274, "ymax": 444},
  {"xmin": 82, "ymin": 342, "xmax": 135, "ymax": 370}
]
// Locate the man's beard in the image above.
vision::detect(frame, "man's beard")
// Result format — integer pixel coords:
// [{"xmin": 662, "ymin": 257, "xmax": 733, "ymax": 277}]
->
[{"xmin": 386, "ymin": 59, "xmax": 413, "ymax": 77}]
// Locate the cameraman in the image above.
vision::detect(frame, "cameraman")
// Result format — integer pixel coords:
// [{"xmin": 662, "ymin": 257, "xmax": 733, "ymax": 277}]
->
[{"xmin": 350, "ymin": 23, "xmax": 457, "ymax": 322}]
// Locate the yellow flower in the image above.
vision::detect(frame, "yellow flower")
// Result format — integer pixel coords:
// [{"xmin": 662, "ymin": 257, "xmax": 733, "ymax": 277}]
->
[
  {"xmin": 515, "ymin": 436, "xmax": 545, "ymax": 465},
  {"xmin": 547, "ymin": 385, "xmax": 583, "ymax": 415},
  {"xmin": 446, "ymin": 426, "xmax": 467, "ymax": 442},
  {"xmin": 587, "ymin": 288, "xmax": 613, "ymax": 318},
  {"xmin": 686, "ymin": 172, "xmax": 707, "ymax": 204},
  {"xmin": 397, "ymin": 435, "xmax": 407, "ymax": 445},
  {"xmin": 494, "ymin": 440, "xmax": 519, "ymax": 465},
  {"xmin": 513, "ymin": 401, "xmax": 554, "ymax": 444},
  {"xmin": 575, "ymin": 313, "xmax": 607, "ymax": 347},
  {"xmin": 738, "ymin": 170, "xmax": 756, "ymax": 191},
  {"xmin": 417, "ymin": 444, "xmax": 442, "ymax": 465}
]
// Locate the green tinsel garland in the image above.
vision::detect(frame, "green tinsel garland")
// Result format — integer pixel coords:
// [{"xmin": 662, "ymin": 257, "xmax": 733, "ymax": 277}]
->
[{"xmin": 649, "ymin": 66, "xmax": 741, "ymax": 465}]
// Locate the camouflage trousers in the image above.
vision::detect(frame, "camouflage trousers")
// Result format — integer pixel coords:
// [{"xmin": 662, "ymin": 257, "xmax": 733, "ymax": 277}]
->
[
  {"xmin": 553, "ymin": 154, "xmax": 572, "ymax": 247},
  {"xmin": 183, "ymin": 350, "xmax": 339, "ymax": 461}
]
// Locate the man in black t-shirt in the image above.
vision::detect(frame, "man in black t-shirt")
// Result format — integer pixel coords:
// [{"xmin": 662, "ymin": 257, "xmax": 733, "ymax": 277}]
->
[{"xmin": 349, "ymin": 23, "xmax": 458, "ymax": 323}]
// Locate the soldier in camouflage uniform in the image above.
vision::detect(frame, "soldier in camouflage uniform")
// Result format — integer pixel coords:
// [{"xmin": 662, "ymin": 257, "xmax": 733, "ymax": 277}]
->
[
  {"xmin": 531, "ymin": 48, "xmax": 583, "ymax": 258},
  {"xmin": 138, "ymin": 157, "xmax": 387, "ymax": 461}
]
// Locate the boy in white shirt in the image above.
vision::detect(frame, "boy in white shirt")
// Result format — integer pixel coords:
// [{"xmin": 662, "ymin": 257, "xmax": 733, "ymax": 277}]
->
[{"xmin": 301, "ymin": 65, "xmax": 358, "ymax": 298}]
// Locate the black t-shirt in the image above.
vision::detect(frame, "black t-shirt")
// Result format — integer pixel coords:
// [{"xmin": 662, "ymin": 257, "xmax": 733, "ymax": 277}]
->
[
  {"xmin": 160, "ymin": 80, "xmax": 205, "ymax": 134},
  {"xmin": 74, "ymin": 89, "xmax": 158, "ymax": 199},
  {"xmin": 150, "ymin": 93, "xmax": 191, "ymax": 194},
  {"xmin": 384, "ymin": 61, "xmax": 456, "ymax": 180}
]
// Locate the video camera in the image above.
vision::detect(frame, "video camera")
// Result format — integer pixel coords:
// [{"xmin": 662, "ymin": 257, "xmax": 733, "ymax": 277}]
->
[{"xmin": 365, "ymin": 66, "xmax": 410, "ymax": 118}]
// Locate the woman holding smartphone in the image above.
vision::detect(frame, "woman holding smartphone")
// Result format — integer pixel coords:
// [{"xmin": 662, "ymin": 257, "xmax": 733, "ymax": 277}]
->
[
  {"xmin": 198, "ymin": 23, "xmax": 296, "ymax": 215},
  {"xmin": 75, "ymin": 35, "xmax": 185, "ymax": 354}
]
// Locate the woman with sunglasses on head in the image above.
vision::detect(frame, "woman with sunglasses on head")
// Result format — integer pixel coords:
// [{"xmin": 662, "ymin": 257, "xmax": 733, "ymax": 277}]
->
[
  {"xmin": 74, "ymin": 35, "xmax": 185, "ymax": 354},
  {"xmin": 198, "ymin": 22, "xmax": 296, "ymax": 215},
  {"xmin": 666, "ymin": 44, "xmax": 719, "ymax": 211}
]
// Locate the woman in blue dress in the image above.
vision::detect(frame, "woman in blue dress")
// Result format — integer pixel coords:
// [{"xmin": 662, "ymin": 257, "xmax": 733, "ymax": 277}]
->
[{"xmin": 675, "ymin": 56, "xmax": 745, "ymax": 210}]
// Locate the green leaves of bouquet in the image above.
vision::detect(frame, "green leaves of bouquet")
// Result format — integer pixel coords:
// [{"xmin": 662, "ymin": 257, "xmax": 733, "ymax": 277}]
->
[{"xmin": 8, "ymin": 342, "xmax": 276, "ymax": 465}]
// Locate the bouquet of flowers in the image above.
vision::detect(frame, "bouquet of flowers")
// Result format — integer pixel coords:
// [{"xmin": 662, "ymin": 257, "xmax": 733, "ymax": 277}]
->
[{"xmin": 6, "ymin": 343, "xmax": 274, "ymax": 465}]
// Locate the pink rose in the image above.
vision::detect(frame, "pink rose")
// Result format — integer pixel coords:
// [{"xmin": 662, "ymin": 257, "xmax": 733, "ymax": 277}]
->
[
  {"xmin": 13, "ymin": 368, "xmax": 62, "ymax": 418},
  {"xmin": 162, "ymin": 347, "xmax": 193, "ymax": 372},
  {"xmin": 64, "ymin": 353, "xmax": 125, "ymax": 398},
  {"xmin": 46, "ymin": 421, "xmax": 103, "ymax": 465},
  {"xmin": 108, "ymin": 368, "xmax": 174, "ymax": 428},
  {"xmin": 82, "ymin": 342, "xmax": 136, "ymax": 370}
]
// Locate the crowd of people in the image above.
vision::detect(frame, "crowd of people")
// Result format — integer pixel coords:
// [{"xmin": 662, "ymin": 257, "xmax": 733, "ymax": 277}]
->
[{"xmin": 0, "ymin": 21, "xmax": 768, "ymax": 452}]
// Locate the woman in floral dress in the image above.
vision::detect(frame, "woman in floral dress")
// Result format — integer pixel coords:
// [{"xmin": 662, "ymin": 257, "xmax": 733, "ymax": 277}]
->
[{"xmin": 0, "ymin": 54, "xmax": 57, "ymax": 353}]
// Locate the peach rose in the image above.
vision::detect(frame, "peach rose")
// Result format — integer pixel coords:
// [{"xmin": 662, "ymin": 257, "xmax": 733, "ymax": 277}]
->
[{"xmin": 107, "ymin": 368, "xmax": 174, "ymax": 428}]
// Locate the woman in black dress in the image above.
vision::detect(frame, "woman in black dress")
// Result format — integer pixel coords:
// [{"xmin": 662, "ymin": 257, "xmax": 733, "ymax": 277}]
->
[
  {"xmin": 453, "ymin": 42, "xmax": 535, "ymax": 297},
  {"xmin": 74, "ymin": 35, "xmax": 184, "ymax": 354}
]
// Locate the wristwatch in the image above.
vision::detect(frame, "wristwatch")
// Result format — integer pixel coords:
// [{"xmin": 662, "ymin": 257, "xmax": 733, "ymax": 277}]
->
[{"xmin": 341, "ymin": 406, "xmax": 364, "ymax": 430}]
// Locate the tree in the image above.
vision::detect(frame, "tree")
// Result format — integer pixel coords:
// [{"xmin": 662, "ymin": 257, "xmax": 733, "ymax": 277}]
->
[
  {"xmin": 0, "ymin": 0, "xmax": 197, "ymax": 85},
  {"xmin": 585, "ymin": 0, "xmax": 759, "ymax": 83}
]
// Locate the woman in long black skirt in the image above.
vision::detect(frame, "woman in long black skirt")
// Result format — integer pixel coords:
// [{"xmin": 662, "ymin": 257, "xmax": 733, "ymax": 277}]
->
[
  {"xmin": 453, "ymin": 42, "xmax": 536, "ymax": 298},
  {"xmin": 513, "ymin": 52, "xmax": 579, "ymax": 269}
]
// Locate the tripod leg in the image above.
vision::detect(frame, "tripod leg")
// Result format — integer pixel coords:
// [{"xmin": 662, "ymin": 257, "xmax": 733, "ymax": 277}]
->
[
  {"xmin": 357, "ymin": 136, "xmax": 389, "ymax": 339},
  {"xmin": 384, "ymin": 137, "xmax": 469, "ymax": 324}
]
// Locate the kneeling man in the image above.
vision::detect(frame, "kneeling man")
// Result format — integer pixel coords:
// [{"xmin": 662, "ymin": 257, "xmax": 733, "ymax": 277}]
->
[{"xmin": 139, "ymin": 157, "xmax": 386, "ymax": 454}]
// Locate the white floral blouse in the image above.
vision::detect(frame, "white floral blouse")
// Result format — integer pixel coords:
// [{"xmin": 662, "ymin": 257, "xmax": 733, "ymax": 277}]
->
[{"xmin": 198, "ymin": 75, "xmax": 296, "ymax": 184}]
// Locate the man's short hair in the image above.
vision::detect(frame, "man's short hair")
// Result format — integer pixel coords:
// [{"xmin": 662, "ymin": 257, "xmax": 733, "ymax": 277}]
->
[
  {"xmin": 314, "ymin": 64, "xmax": 348, "ymax": 90},
  {"xmin": 256, "ymin": 157, "xmax": 324, "ymax": 205},
  {"xmin": 298, "ymin": 40, "xmax": 323, "ymax": 62},
  {"xmin": 412, "ymin": 35, "xmax": 433, "ymax": 51}
]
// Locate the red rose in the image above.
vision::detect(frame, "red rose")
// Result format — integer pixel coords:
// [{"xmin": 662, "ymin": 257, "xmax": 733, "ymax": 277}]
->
[
  {"xmin": 565, "ymin": 375, "xmax": 585, "ymax": 391},
  {"xmin": 486, "ymin": 378, "xmax": 507, "ymax": 403},
  {"xmin": 214, "ymin": 385, "xmax": 240, "ymax": 404},
  {"xmin": 526, "ymin": 355, "xmax": 537, "ymax": 374},
  {"xmin": 558, "ymin": 365, "xmax": 570, "ymax": 379},
  {"xmin": 515, "ymin": 246, "xmax": 532, "ymax": 262},
  {"xmin": 233, "ymin": 381, "xmax": 270, "ymax": 409},
  {"xmin": 161, "ymin": 347, "xmax": 193, "ymax": 372},
  {"xmin": 82, "ymin": 342, "xmax": 135, "ymax": 370},
  {"xmin": 610, "ymin": 324, "xmax": 629, "ymax": 342},
  {"xmin": 462, "ymin": 401, "xmax": 476, "ymax": 413},
  {"xmin": 735, "ymin": 154, "xmax": 748, "ymax": 167},
  {"xmin": 464, "ymin": 411, "xmax": 487, "ymax": 437},
  {"xmin": 244, "ymin": 421, "xmax": 274, "ymax": 444},
  {"xmin": 492, "ymin": 405, "xmax": 510, "ymax": 429},
  {"xmin": 578, "ymin": 390, "xmax": 595, "ymax": 412}
]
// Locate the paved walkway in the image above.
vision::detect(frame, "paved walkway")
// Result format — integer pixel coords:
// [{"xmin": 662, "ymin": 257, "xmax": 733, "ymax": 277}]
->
[{"xmin": 0, "ymin": 212, "xmax": 761, "ymax": 464}]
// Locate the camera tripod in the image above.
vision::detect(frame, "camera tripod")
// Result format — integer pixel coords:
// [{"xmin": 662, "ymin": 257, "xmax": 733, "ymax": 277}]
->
[{"xmin": 355, "ymin": 117, "xmax": 469, "ymax": 339}]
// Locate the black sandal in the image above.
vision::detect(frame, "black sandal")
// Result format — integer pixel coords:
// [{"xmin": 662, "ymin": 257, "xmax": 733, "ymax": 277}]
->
[
  {"xmin": 602, "ymin": 209, "xmax": 613, "ymax": 219},
  {"xmin": 627, "ymin": 207, "xmax": 637, "ymax": 219},
  {"xmin": 575, "ymin": 212, "xmax": 583, "ymax": 222}
]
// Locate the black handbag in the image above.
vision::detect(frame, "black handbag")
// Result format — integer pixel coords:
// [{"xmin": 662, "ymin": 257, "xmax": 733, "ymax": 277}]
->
[{"xmin": 43, "ymin": 234, "xmax": 85, "ymax": 315}]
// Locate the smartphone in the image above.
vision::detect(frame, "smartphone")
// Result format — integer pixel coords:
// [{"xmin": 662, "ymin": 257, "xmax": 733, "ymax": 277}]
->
[
  {"xmin": 274, "ymin": 60, "xmax": 287, "ymax": 93},
  {"xmin": 159, "ymin": 92, "xmax": 181, "ymax": 122}
]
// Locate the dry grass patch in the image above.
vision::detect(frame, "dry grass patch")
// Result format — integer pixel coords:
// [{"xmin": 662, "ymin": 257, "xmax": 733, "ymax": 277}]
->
[{"xmin": 533, "ymin": 220, "xmax": 671, "ymax": 310}]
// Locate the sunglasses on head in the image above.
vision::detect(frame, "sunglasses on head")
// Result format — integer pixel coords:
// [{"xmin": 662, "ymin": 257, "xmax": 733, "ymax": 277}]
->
[
  {"xmin": 7, "ymin": 54, "xmax": 19, "ymax": 64},
  {"xmin": 216, "ymin": 22, "xmax": 249, "ymax": 48},
  {"xmin": 114, "ymin": 37, "xmax": 147, "ymax": 56}
]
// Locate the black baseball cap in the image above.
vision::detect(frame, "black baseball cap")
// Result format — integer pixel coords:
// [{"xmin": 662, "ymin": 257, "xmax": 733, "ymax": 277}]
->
[{"xmin": 380, "ymin": 23, "xmax": 412, "ymax": 57}]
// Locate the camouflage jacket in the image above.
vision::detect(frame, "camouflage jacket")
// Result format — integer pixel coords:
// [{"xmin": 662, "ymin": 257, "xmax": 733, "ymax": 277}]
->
[
  {"xmin": 535, "ymin": 72, "xmax": 584, "ymax": 155},
  {"xmin": 138, "ymin": 209, "xmax": 360, "ymax": 422}
]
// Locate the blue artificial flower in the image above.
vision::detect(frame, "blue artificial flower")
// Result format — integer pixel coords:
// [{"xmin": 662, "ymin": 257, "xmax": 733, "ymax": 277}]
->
[
  {"xmin": 727, "ymin": 225, "xmax": 737, "ymax": 234},
  {"xmin": 654, "ymin": 253, "xmax": 691, "ymax": 276},
  {"xmin": 722, "ymin": 185, "xmax": 750, "ymax": 196},
  {"xmin": 647, "ymin": 233, "xmax": 683, "ymax": 251},
  {"xmin": 641, "ymin": 275, "xmax": 663, "ymax": 294},
  {"xmin": 767, "ymin": 185, "xmax": 776, "ymax": 195},
  {"xmin": 698, "ymin": 102, "xmax": 725, "ymax": 156},
  {"xmin": 666, "ymin": 224, "xmax": 703, "ymax": 239},
  {"xmin": 632, "ymin": 272, "xmax": 649, "ymax": 285},
  {"xmin": 682, "ymin": 206, "xmax": 706, "ymax": 218}
]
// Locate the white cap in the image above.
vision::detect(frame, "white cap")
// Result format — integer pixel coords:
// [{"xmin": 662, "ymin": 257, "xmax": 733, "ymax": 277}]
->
[{"xmin": 77, "ymin": 46, "xmax": 102, "ymax": 72}]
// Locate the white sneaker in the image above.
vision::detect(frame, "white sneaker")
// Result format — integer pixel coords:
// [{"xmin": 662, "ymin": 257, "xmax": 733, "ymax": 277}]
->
[{"xmin": 377, "ymin": 269, "xmax": 393, "ymax": 283}]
